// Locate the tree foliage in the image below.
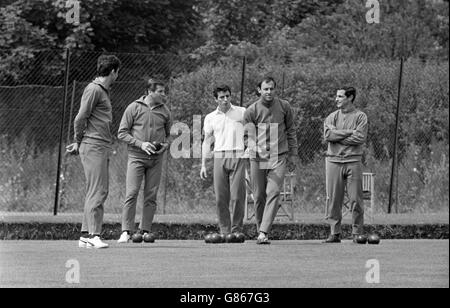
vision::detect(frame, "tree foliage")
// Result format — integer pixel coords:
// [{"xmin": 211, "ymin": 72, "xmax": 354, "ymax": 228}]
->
[
  {"xmin": 0, "ymin": 0, "xmax": 202, "ymax": 84},
  {"xmin": 284, "ymin": 0, "xmax": 449, "ymax": 61},
  {"xmin": 0, "ymin": 0, "xmax": 448, "ymax": 84},
  {"xmin": 0, "ymin": 0, "xmax": 201, "ymax": 52},
  {"xmin": 193, "ymin": 0, "xmax": 342, "ymax": 60},
  {"xmin": 83, "ymin": 0, "xmax": 201, "ymax": 52}
]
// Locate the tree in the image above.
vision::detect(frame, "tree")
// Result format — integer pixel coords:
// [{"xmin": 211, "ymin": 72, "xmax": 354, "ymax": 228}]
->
[
  {"xmin": 0, "ymin": 2, "xmax": 59, "ymax": 85},
  {"xmin": 0, "ymin": 0, "xmax": 202, "ymax": 84},
  {"xmin": 293, "ymin": 0, "xmax": 449, "ymax": 60},
  {"xmin": 270, "ymin": 0, "xmax": 343, "ymax": 28},
  {"xmin": 1, "ymin": 0, "xmax": 201, "ymax": 52},
  {"xmin": 83, "ymin": 0, "xmax": 201, "ymax": 52},
  {"xmin": 193, "ymin": 0, "xmax": 342, "ymax": 61}
]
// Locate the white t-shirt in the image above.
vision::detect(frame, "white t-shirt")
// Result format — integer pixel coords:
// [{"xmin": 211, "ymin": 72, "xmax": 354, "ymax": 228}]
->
[{"xmin": 203, "ymin": 105, "xmax": 246, "ymax": 152}]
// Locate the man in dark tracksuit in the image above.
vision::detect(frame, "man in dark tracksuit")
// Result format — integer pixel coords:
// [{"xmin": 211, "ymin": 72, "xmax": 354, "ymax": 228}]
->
[
  {"xmin": 68, "ymin": 55, "xmax": 121, "ymax": 249},
  {"xmin": 244, "ymin": 76, "xmax": 298, "ymax": 244},
  {"xmin": 323, "ymin": 87, "xmax": 368, "ymax": 243},
  {"xmin": 117, "ymin": 79, "xmax": 172, "ymax": 243}
]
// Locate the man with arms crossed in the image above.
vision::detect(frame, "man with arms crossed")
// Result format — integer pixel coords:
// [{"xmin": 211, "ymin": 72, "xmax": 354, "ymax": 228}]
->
[
  {"xmin": 323, "ymin": 87, "xmax": 368, "ymax": 243},
  {"xmin": 201, "ymin": 85, "xmax": 246, "ymax": 238},
  {"xmin": 117, "ymin": 79, "xmax": 172, "ymax": 243},
  {"xmin": 244, "ymin": 76, "xmax": 298, "ymax": 244},
  {"xmin": 68, "ymin": 54, "xmax": 121, "ymax": 249}
]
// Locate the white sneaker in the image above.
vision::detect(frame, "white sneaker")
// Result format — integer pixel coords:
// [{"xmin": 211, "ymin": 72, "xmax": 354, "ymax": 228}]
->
[
  {"xmin": 78, "ymin": 236, "xmax": 90, "ymax": 248},
  {"xmin": 256, "ymin": 232, "xmax": 270, "ymax": 245},
  {"xmin": 86, "ymin": 236, "xmax": 109, "ymax": 249},
  {"xmin": 117, "ymin": 232, "xmax": 130, "ymax": 243}
]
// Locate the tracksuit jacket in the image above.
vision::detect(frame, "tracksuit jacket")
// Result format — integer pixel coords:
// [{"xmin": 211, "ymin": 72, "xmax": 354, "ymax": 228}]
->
[
  {"xmin": 324, "ymin": 109, "xmax": 368, "ymax": 163},
  {"xmin": 244, "ymin": 97, "xmax": 298, "ymax": 160},
  {"xmin": 74, "ymin": 80, "xmax": 113, "ymax": 146},
  {"xmin": 118, "ymin": 95, "xmax": 172, "ymax": 159}
]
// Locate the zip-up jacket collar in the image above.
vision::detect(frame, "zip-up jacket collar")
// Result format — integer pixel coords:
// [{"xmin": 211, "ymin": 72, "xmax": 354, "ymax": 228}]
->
[
  {"xmin": 135, "ymin": 94, "xmax": 165, "ymax": 109},
  {"xmin": 92, "ymin": 79, "xmax": 110, "ymax": 95},
  {"xmin": 118, "ymin": 95, "xmax": 172, "ymax": 159}
]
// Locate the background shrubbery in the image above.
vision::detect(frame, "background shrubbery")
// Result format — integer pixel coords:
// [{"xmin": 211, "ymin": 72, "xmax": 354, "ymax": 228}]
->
[
  {"xmin": 0, "ymin": 0, "xmax": 448, "ymax": 214},
  {"xmin": 1, "ymin": 57, "xmax": 447, "ymax": 214}
]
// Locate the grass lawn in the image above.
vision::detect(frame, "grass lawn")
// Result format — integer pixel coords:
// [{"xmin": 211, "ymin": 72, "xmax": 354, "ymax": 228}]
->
[
  {"xmin": 0, "ymin": 239, "xmax": 448, "ymax": 288},
  {"xmin": 1, "ymin": 212, "xmax": 449, "ymax": 225}
]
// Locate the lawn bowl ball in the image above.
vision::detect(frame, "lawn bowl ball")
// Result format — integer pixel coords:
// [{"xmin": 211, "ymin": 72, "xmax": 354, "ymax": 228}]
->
[
  {"xmin": 152, "ymin": 142, "xmax": 163, "ymax": 151},
  {"xmin": 143, "ymin": 233, "xmax": 156, "ymax": 243},
  {"xmin": 219, "ymin": 233, "xmax": 226, "ymax": 243},
  {"xmin": 132, "ymin": 233, "xmax": 143, "ymax": 243},
  {"xmin": 204, "ymin": 233, "xmax": 212, "ymax": 243},
  {"xmin": 368, "ymin": 234, "xmax": 381, "ymax": 245},
  {"xmin": 234, "ymin": 232, "xmax": 245, "ymax": 243},
  {"xmin": 355, "ymin": 234, "xmax": 368, "ymax": 244},
  {"xmin": 225, "ymin": 233, "xmax": 236, "ymax": 243},
  {"xmin": 210, "ymin": 233, "xmax": 222, "ymax": 244}
]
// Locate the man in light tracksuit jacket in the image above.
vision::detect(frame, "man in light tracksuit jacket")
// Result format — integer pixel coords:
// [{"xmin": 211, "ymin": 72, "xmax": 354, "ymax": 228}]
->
[
  {"xmin": 322, "ymin": 86, "xmax": 368, "ymax": 244},
  {"xmin": 69, "ymin": 55, "xmax": 121, "ymax": 249},
  {"xmin": 117, "ymin": 79, "xmax": 172, "ymax": 243}
]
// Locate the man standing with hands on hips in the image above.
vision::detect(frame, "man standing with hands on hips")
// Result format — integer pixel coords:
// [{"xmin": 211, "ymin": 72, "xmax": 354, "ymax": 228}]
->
[
  {"xmin": 117, "ymin": 79, "xmax": 172, "ymax": 243},
  {"xmin": 244, "ymin": 76, "xmax": 298, "ymax": 244},
  {"xmin": 67, "ymin": 54, "xmax": 121, "ymax": 249},
  {"xmin": 323, "ymin": 87, "xmax": 368, "ymax": 243}
]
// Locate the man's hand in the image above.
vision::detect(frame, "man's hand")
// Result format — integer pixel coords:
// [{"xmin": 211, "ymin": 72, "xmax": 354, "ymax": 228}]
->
[
  {"xmin": 287, "ymin": 155, "xmax": 297, "ymax": 173},
  {"xmin": 200, "ymin": 165, "xmax": 208, "ymax": 180},
  {"xmin": 66, "ymin": 143, "xmax": 79, "ymax": 155},
  {"xmin": 141, "ymin": 142, "xmax": 156, "ymax": 155},
  {"xmin": 155, "ymin": 142, "xmax": 169, "ymax": 155}
]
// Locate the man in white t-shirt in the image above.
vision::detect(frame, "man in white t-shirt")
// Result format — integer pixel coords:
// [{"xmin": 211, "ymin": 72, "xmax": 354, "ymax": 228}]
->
[{"xmin": 200, "ymin": 85, "xmax": 246, "ymax": 236}]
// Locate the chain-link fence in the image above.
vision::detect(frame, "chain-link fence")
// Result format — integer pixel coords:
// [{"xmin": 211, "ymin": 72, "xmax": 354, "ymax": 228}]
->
[
  {"xmin": 0, "ymin": 48, "xmax": 65, "ymax": 212},
  {"xmin": 274, "ymin": 59, "xmax": 449, "ymax": 214},
  {"xmin": 0, "ymin": 48, "xmax": 448, "ymax": 215}
]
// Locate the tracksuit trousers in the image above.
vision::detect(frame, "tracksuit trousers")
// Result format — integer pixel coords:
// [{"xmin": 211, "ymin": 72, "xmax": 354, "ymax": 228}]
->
[
  {"xmin": 250, "ymin": 155, "xmax": 287, "ymax": 234},
  {"xmin": 213, "ymin": 156, "xmax": 246, "ymax": 234},
  {"xmin": 121, "ymin": 156, "xmax": 164, "ymax": 232},
  {"xmin": 325, "ymin": 159, "xmax": 364, "ymax": 235},
  {"xmin": 79, "ymin": 142, "xmax": 111, "ymax": 235}
]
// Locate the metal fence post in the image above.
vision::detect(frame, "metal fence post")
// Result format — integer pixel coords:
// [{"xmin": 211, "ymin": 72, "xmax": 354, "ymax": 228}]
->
[
  {"xmin": 53, "ymin": 48, "xmax": 71, "ymax": 215},
  {"xmin": 388, "ymin": 57, "xmax": 404, "ymax": 214},
  {"xmin": 161, "ymin": 77, "xmax": 174, "ymax": 214},
  {"xmin": 240, "ymin": 56, "xmax": 246, "ymax": 107},
  {"xmin": 59, "ymin": 79, "xmax": 77, "ymax": 210},
  {"xmin": 66, "ymin": 80, "xmax": 77, "ymax": 145}
]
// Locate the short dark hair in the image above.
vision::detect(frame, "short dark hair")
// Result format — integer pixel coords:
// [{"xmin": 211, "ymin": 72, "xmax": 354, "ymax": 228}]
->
[
  {"xmin": 97, "ymin": 55, "xmax": 121, "ymax": 77},
  {"xmin": 213, "ymin": 85, "xmax": 231, "ymax": 99},
  {"xmin": 147, "ymin": 78, "xmax": 165, "ymax": 93},
  {"xmin": 258, "ymin": 76, "xmax": 277, "ymax": 89},
  {"xmin": 341, "ymin": 87, "xmax": 356, "ymax": 102}
]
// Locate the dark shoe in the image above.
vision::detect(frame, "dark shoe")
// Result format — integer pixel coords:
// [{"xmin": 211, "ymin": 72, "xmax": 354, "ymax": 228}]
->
[{"xmin": 322, "ymin": 234, "xmax": 341, "ymax": 243}]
